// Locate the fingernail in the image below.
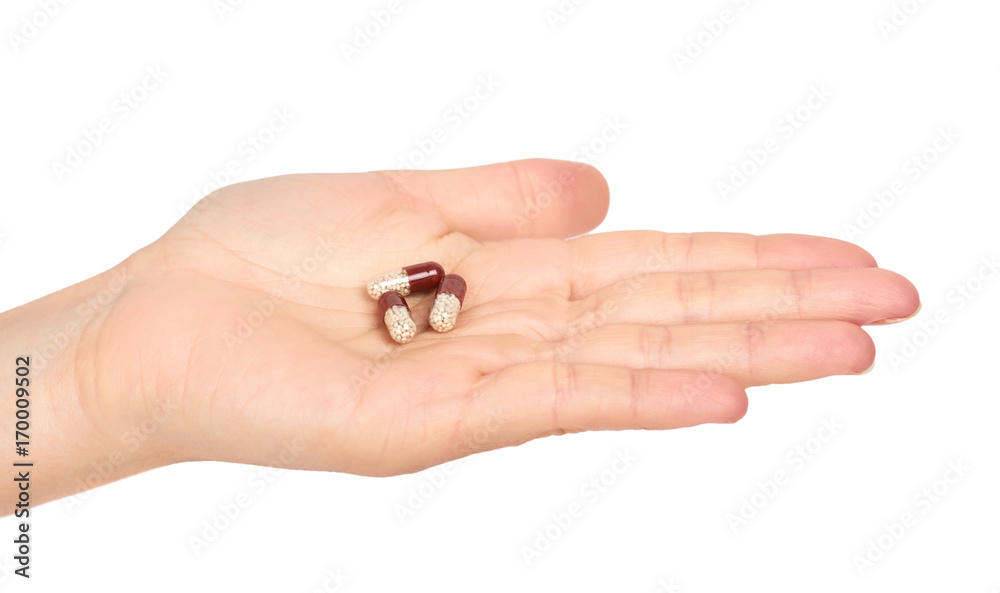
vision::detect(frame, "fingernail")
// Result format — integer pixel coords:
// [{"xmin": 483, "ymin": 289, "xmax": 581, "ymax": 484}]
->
[{"xmin": 870, "ymin": 302, "xmax": 922, "ymax": 326}]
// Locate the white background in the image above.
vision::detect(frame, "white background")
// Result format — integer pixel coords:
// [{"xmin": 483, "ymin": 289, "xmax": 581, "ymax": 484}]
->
[{"xmin": 1, "ymin": 0, "xmax": 998, "ymax": 590}]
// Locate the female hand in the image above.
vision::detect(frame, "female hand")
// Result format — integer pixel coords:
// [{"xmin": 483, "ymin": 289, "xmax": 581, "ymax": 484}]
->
[{"xmin": 3, "ymin": 159, "xmax": 919, "ymax": 508}]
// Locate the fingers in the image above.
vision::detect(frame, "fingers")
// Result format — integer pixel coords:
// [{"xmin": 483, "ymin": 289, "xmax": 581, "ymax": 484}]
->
[
  {"xmin": 468, "ymin": 363, "xmax": 747, "ymax": 440},
  {"xmin": 575, "ymin": 267, "xmax": 920, "ymax": 326},
  {"xmin": 446, "ymin": 231, "xmax": 879, "ymax": 305},
  {"xmin": 552, "ymin": 320, "xmax": 876, "ymax": 386},
  {"xmin": 568, "ymin": 232, "xmax": 878, "ymax": 298},
  {"xmin": 383, "ymin": 159, "xmax": 610, "ymax": 241}
]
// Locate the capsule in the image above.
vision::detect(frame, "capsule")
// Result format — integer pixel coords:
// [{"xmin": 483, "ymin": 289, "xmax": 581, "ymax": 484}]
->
[
  {"xmin": 429, "ymin": 274, "xmax": 467, "ymax": 333},
  {"xmin": 378, "ymin": 291, "xmax": 417, "ymax": 344},
  {"xmin": 367, "ymin": 261, "xmax": 445, "ymax": 299}
]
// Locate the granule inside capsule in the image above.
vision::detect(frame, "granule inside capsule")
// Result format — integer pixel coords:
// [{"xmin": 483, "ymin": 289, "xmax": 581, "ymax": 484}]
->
[
  {"xmin": 367, "ymin": 269, "xmax": 410, "ymax": 299},
  {"xmin": 384, "ymin": 306, "xmax": 417, "ymax": 344},
  {"xmin": 429, "ymin": 292, "xmax": 461, "ymax": 333}
]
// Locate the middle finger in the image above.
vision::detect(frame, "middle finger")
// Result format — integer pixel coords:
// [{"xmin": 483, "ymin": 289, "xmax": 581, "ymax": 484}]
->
[{"xmin": 572, "ymin": 267, "xmax": 919, "ymax": 327}]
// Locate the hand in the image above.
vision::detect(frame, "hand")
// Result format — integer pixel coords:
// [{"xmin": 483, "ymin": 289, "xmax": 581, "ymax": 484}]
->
[{"xmin": 6, "ymin": 159, "xmax": 920, "ymax": 507}]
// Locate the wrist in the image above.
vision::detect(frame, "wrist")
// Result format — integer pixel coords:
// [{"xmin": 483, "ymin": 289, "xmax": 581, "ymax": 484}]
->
[{"xmin": 0, "ymin": 258, "xmax": 171, "ymax": 512}]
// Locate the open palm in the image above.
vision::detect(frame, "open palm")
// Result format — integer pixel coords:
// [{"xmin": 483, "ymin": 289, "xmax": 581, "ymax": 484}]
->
[{"xmin": 93, "ymin": 159, "xmax": 919, "ymax": 477}]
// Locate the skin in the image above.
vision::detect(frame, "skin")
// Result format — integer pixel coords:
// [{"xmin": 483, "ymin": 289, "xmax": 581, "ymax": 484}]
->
[{"xmin": 0, "ymin": 159, "xmax": 920, "ymax": 513}]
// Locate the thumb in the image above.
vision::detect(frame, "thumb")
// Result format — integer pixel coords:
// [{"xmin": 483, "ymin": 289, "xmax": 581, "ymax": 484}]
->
[{"xmin": 385, "ymin": 158, "xmax": 610, "ymax": 241}]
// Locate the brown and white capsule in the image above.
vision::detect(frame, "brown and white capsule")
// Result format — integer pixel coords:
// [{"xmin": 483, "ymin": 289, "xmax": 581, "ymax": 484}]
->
[
  {"xmin": 378, "ymin": 291, "xmax": 417, "ymax": 344},
  {"xmin": 366, "ymin": 261, "xmax": 445, "ymax": 299},
  {"xmin": 429, "ymin": 274, "xmax": 466, "ymax": 333}
]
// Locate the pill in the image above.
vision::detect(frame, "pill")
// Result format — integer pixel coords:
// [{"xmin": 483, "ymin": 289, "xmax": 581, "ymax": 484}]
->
[
  {"xmin": 429, "ymin": 274, "xmax": 467, "ymax": 333},
  {"xmin": 378, "ymin": 291, "xmax": 417, "ymax": 344},
  {"xmin": 367, "ymin": 261, "xmax": 445, "ymax": 299}
]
